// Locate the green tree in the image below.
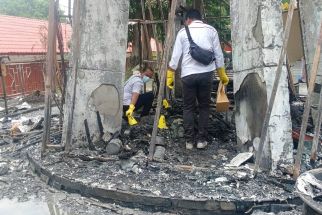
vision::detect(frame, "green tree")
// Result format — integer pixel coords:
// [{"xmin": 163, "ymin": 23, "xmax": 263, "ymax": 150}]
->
[
  {"xmin": 204, "ymin": 0, "xmax": 231, "ymax": 42},
  {"xmin": 0, "ymin": 0, "xmax": 49, "ymax": 19}
]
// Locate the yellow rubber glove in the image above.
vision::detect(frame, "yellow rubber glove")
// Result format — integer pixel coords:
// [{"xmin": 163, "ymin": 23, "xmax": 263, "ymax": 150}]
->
[
  {"xmin": 128, "ymin": 115, "xmax": 138, "ymax": 126},
  {"xmin": 158, "ymin": 115, "xmax": 168, "ymax": 129},
  {"xmin": 125, "ymin": 104, "xmax": 135, "ymax": 117},
  {"xmin": 162, "ymin": 99, "xmax": 170, "ymax": 109},
  {"xmin": 166, "ymin": 69, "xmax": 175, "ymax": 90},
  {"xmin": 217, "ymin": 67, "xmax": 229, "ymax": 85}
]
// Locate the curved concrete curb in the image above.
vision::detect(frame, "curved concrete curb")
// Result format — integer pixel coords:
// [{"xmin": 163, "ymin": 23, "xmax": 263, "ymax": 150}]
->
[{"xmin": 27, "ymin": 153, "xmax": 300, "ymax": 215}]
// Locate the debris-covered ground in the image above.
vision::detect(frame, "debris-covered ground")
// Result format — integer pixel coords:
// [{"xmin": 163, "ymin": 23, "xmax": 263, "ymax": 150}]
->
[
  {"xmin": 119, "ymin": 99, "xmax": 237, "ymax": 168},
  {"xmin": 0, "ymin": 152, "xmax": 177, "ymax": 215},
  {"xmin": 0, "ymin": 96, "xmax": 177, "ymax": 215},
  {"xmin": 1, "ymin": 94, "xmax": 321, "ymax": 214}
]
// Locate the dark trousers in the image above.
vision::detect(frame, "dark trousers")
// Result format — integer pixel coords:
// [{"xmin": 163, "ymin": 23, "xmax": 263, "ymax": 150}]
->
[
  {"xmin": 182, "ymin": 72, "xmax": 213, "ymax": 142},
  {"xmin": 123, "ymin": 91, "xmax": 154, "ymax": 117}
]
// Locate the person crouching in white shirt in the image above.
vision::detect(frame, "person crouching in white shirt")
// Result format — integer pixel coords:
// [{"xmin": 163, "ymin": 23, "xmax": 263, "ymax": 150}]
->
[{"xmin": 123, "ymin": 67, "xmax": 154, "ymax": 125}]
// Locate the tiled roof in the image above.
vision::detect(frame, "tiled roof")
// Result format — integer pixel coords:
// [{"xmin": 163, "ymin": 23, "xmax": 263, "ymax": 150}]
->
[{"xmin": 0, "ymin": 14, "xmax": 72, "ymax": 55}]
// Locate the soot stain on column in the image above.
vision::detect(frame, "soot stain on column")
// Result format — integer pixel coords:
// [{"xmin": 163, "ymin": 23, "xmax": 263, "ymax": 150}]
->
[{"xmin": 235, "ymin": 73, "xmax": 268, "ymax": 148}]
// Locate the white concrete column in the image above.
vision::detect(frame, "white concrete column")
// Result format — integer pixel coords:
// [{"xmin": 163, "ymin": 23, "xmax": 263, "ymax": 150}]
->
[
  {"xmin": 231, "ymin": 0, "xmax": 293, "ymax": 171},
  {"xmin": 299, "ymin": 0, "xmax": 322, "ymax": 125},
  {"xmin": 63, "ymin": 0, "xmax": 129, "ymax": 148}
]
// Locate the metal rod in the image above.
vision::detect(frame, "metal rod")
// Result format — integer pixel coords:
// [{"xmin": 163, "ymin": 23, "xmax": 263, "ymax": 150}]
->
[{"xmin": 254, "ymin": 0, "xmax": 297, "ymax": 175}]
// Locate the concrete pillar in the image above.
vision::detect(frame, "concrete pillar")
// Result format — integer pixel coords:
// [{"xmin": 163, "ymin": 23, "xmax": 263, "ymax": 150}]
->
[
  {"xmin": 299, "ymin": 0, "xmax": 322, "ymax": 125},
  {"xmin": 63, "ymin": 0, "xmax": 129, "ymax": 147},
  {"xmin": 231, "ymin": 0, "xmax": 293, "ymax": 171}
]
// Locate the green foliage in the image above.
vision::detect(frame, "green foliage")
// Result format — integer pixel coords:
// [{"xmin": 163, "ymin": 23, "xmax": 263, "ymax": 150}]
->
[
  {"xmin": 129, "ymin": 0, "xmax": 231, "ymax": 44},
  {"xmin": 203, "ymin": 0, "xmax": 231, "ymax": 42},
  {"xmin": 0, "ymin": 0, "xmax": 49, "ymax": 19},
  {"xmin": 129, "ymin": 0, "xmax": 168, "ymax": 19},
  {"xmin": 129, "ymin": 0, "xmax": 169, "ymax": 42}
]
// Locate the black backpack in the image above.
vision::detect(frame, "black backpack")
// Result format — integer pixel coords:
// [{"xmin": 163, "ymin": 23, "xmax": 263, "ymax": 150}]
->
[{"xmin": 184, "ymin": 25, "xmax": 215, "ymax": 65}]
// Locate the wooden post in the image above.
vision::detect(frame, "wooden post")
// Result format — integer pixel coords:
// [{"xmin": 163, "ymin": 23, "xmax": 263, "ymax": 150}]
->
[
  {"xmin": 147, "ymin": 0, "xmax": 161, "ymax": 70},
  {"xmin": 301, "ymin": 57, "xmax": 308, "ymax": 84},
  {"xmin": 68, "ymin": 0, "xmax": 72, "ymax": 24},
  {"xmin": 294, "ymin": 19, "xmax": 322, "ymax": 178},
  {"xmin": 310, "ymin": 86, "xmax": 322, "ymax": 163},
  {"xmin": 57, "ymin": 13, "xmax": 66, "ymax": 128},
  {"xmin": 0, "ymin": 63, "xmax": 8, "ymax": 115},
  {"xmin": 148, "ymin": 0, "xmax": 178, "ymax": 160},
  {"xmin": 140, "ymin": 0, "xmax": 153, "ymax": 62},
  {"xmin": 18, "ymin": 64, "xmax": 26, "ymax": 97},
  {"xmin": 286, "ymin": 58, "xmax": 297, "ymax": 99},
  {"xmin": 64, "ymin": 0, "xmax": 81, "ymax": 152},
  {"xmin": 157, "ymin": 0, "xmax": 167, "ymax": 40},
  {"xmin": 42, "ymin": 0, "xmax": 57, "ymax": 157},
  {"xmin": 193, "ymin": 0, "xmax": 204, "ymax": 17},
  {"xmin": 138, "ymin": 22, "xmax": 143, "ymax": 71},
  {"xmin": 254, "ymin": 0, "xmax": 296, "ymax": 174},
  {"xmin": 173, "ymin": 0, "xmax": 186, "ymax": 99}
]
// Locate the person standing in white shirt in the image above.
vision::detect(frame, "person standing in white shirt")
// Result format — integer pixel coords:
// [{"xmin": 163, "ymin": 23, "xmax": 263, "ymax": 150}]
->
[{"xmin": 167, "ymin": 9, "xmax": 229, "ymax": 150}]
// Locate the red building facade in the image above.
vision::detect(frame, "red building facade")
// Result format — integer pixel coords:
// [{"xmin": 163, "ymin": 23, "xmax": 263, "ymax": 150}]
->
[{"xmin": 0, "ymin": 15, "xmax": 71, "ymax": 97}]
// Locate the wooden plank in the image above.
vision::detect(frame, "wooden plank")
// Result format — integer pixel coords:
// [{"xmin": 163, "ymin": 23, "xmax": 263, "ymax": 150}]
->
[
  {"xmin": 148, "ymin": 0, "xmax": 178, "ymax": 160},
  {"xmin": 46, "ymin": 144, "xmax": 64, "ymax": 149},
  {"xmin": 294, "ymin": 19, "xmax": 322, "ymax": 178},
  {"xmin": 42, "ymin": 0, "xmax": 57, "ymax": 157},
  {"xmin": 129, "ymin": 19, "xmax": 167, "ymax": 25},
  {"xmin": 254, "ymin": 0, "xmax": 297, "ymax": 175},
  {"xmin": 310, "ymin": 85, "xmax": 322, "ymax": 163}
]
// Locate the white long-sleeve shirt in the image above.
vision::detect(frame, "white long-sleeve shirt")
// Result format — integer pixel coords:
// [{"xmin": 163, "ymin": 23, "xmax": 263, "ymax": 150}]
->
[{"xmin": 169, "ymin": 20, "xmax": 225, "ymax": 78}]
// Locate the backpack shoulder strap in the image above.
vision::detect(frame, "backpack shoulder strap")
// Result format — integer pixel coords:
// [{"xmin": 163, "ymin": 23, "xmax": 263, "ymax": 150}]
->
[{"xmin": 184, "ymin": 25, "xmax": 194, "ymax": 44}]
